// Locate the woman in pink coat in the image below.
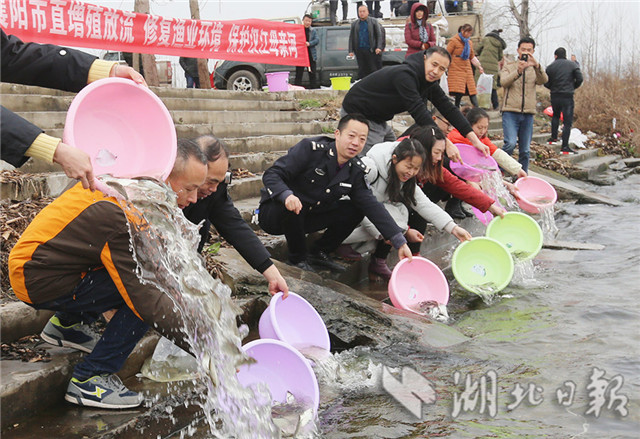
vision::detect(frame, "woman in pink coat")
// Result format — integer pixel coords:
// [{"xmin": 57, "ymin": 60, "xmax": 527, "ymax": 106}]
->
[{"xmin": 404, "ymin": 2, "xmax": 436, "ymax": 57}]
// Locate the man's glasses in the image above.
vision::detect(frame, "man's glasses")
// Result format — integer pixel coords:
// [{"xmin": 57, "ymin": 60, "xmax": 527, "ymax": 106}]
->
[{"xmin": 435, "ymin": 116, "xmax": 452, "ymax": 130}]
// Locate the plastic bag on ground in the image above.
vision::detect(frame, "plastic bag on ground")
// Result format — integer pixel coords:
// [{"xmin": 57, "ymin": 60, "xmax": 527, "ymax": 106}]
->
[
  {"xmin": 569, "ymin": 128, "xmax": 588, "ymax": 149},
  {"xmin": 139, "ymin": 336, "xmax": 199, "ymax": 382}
]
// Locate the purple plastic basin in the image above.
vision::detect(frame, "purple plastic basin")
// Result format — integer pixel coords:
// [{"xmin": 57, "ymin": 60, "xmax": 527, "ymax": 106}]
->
[
  {"xmin": 63, "ymin": 77, "xmax": 176, "ymax": 181},
  {"xmin": 259, "ymin": 292, "xmax": 330, "ymax": 352},
  {"xmin": 388, "ymin": 257, "xmax": 449, "ymax": 312},
  {"xmin": 237, "ymin": 339, "xmax": 320, "ymax": 414},
  {"xmin": 449, "ymin": 143, "xmax": 499, "ymax": 182}
]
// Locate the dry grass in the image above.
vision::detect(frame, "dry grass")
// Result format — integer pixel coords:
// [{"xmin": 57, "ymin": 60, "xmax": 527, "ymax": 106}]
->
[{"xmin": 574, "ymin": 70, "xmax": 640, "ymax": 154}]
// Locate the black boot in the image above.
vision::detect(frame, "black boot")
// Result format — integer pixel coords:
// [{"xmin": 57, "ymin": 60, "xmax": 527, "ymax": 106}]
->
[
  {"xmin": 308, "ymin": 250, "xmax": 346, "ymax": 273},
  {"xmin": 445, "ymin": 198, "xmax": 467, "ymax": 219}
]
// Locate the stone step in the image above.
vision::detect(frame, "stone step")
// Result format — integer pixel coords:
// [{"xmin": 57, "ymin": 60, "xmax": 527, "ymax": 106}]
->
[
  {"xmin": 175, "ymin": 121, "xmax": 335, "ymax": 138},
  {"xmin": 528, "ymin": 170, "xmax": 623, "ymax": 206},
  {"xmin": 568, "ymin": 154, "xmax": 621, "ymax": 180},
  {"xmin": 6, "ymin": 136, "xmax": 302, "ymax": 175},
  {"xmin": 0, "ymin": 94, "xmax": 75, "ymax": 112},
  {"xmin": 1, "ymin": 93, "xmax": 299, "ymax": 113},
  {"xmin": 228, "ymin": 152, "xmax": 284, "ymax": 175},
  {"xmin": 492, "ymin": 132, "xmax": 547, "ymax": 149},
  {"xmin": 13, "ymin": 108, "xmax": 328, "ymax": 130},
  {"xmin": 0, "ymin": 82, "xmax": 74, "ymax": 97},
  {"xmin": 171, "ymin": 109, "xmax": 328, "ymax": 125},
  {"xmin": 0, "ymin": 302, "xmax": 53, "ymax": 344},
  {"xmin": 0, "ymin": 172, "xmax": 72, "ymax": 201},
  {"xmin": 227, "ymin": 174, "xmax": 264, "ymax": 201},
  {"xmin": 3, "ymin": 118, "xmax": 334, "ymax": 140},
  {"xmin": 224, "ymin": 134, "xmax": 310, "ymax": 154}
]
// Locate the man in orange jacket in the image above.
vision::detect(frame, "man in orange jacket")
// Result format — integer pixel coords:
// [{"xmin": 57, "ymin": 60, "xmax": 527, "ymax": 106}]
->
[{"xmin": 9, "ymin": 139, "xmax": 207, "ymax": 410}]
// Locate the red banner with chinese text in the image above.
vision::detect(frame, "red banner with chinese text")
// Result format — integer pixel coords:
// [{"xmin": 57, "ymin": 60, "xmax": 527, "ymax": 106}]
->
[{"xmin": 0, "ymin": 0, "xmax": 309, "ymax": 67}]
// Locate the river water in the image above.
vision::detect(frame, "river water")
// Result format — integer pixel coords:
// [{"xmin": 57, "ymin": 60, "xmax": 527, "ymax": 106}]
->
[{"xmin": 311, "ymin": 174, "xmax": 640, "ymax": 438}]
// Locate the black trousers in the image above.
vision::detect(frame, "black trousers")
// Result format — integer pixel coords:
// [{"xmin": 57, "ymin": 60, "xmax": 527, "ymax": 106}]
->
[
  {"xmin": 357, "ymin": 1, "xmax": 382, "ymax": 17},
  {"xmin": 329, "ymin": 0, "xmax": 349, "ymax": 25},
  {"xmin": 295, "ymin": 58, "xmax": 317, "ymax": 88},
  {"xmin": 550, "ymin": 94, "xmax": 575, "ymax": 149},
  {"xmin": 355, "ymin": 48, "xmax": 379, "ymax": 80},
  {"xmin": 491, "ymin": 88, "xmax": 499, "ymax": 110},
  {"xmin": 258, "ymin": 199, "xmax": 364, "ymax": 263},
  {"xmin": 452, "ymin": 85, "xmax": 479, "ymax": 107}
]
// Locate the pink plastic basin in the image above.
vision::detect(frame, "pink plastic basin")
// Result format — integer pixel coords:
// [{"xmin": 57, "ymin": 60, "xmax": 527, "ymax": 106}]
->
[
  {"xmin": 259, "ymin": 292, "xmax": 330, "ymax": 352},
  {"xmin": 237, "ymin": 339, "xmax": 320, "ymax": 414},
  {"xmin": 449, "ymin": 143, "xmax": 499, "ymax": 182},
  {"xmin": 514, "ymin": 176, "xmax": 557, "ymax": 214},
  {"xmin": 265, "ymin": 71, "xmax": 289, "ymax": 92},
  {"xmin": 388, "ymin": 257, "xmax": 449, "ymax": 312},
  {"xmin": 63, "ymin": 77, "xmax": 176, "ymax": 180}
]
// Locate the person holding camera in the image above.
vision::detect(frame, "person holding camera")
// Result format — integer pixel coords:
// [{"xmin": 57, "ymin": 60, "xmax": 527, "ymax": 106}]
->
[
  {"xmin": 499, "ymin": 37, "xmax": 548, "ymax": 173},
  {"xmin": 182, "ymin": 135, "xmax": 289, "ymax": 297}
]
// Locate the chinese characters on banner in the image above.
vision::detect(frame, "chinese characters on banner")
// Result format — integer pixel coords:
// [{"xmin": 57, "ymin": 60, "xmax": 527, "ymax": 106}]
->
[{"xmin": 0, "ymin": 0, "xmax": 309, "ymax": 67}]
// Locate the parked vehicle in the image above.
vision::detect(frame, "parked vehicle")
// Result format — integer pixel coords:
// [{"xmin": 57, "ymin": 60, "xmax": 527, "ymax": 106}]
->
[{"xmin": 212, "ymin": 25, "xmax": 408, "ymax": 91}]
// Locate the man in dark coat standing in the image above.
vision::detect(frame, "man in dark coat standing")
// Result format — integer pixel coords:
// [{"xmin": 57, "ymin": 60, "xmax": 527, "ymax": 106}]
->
[
  {"xmin": 294, "ymin": 14, "xmax": 319, "ymax": 89},
  {"xmin": 348, "ymin": 4, "xmax": 384, "ymax": 80},
  {"xmin": 341, "ymin": 46, "xmax": 488, "ymax": 155},
  {"xmin": 179, "ymin": 57, "xmax": 200, "ymax": 88},
  {"xmin": 544, "ymin": 47, "xmax": 583, "ymax": 154}
]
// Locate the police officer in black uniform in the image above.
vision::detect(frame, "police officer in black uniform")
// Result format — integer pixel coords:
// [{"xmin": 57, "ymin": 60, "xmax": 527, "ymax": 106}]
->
[
  {"xmin": 183, "ymin": 135, "xmax": 289, "ymax": 297},
  {"xmin": 258, "ymin": 113, "xmax": 413, "ymax": 272}
]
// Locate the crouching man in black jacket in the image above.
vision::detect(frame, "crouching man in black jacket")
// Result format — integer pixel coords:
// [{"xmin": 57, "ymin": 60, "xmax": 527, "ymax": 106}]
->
[
  {"xmin": 183, "ymin": 135, "xmax": 289, "ymax": 297},
  {"xmin": 258, "ymin": 114, "xmax": 413, "ymax": 273}
]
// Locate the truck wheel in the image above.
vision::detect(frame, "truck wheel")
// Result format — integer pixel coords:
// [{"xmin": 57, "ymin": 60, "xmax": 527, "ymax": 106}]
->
[{"xmin": 227, "ymin": 70, "xmax": 259, "ymax": 91}]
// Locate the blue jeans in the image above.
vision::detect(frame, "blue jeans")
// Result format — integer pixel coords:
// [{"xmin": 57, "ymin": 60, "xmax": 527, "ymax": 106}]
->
[
  {"xmin": 502, "ymin": 111, "xmax": 533, "ymax": 173},
  {"xmin": 33, "ymin": 268, "xmax": 149, "ymax": 380},
  {"xmin": 185, "ymin": 73, "xmax": 200, "ymax": 88}
]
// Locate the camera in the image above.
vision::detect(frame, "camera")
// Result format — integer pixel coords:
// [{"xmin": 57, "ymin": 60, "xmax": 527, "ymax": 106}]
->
[
  {"xmin": 520, "ymin": 54, "xmax": 529, "ymax": 62},
  {"xmin": 224, "ymin": 171, "xmax": 232, "ymax": 185}
]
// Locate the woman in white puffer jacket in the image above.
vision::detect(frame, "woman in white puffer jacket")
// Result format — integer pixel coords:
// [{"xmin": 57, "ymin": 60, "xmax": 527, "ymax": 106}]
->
[{"xmin": 342, "ymin": 127, "xmax": 471, "ymax": 280}]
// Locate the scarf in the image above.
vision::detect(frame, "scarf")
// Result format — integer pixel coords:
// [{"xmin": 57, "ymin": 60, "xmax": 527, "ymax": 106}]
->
[
  {"xmin": 417, "ymin": 19, "xmax": 428, "ymax": 43},
  {"xmin": 459, "ymin": 32, "xmax": 470, "ymax": 60}
]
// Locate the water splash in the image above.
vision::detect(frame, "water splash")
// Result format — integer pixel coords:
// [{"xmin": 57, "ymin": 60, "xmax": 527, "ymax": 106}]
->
[
  {"xmin": 108, "ymin": 177, "xmax": 279, "ymax": 438},
  {"xmin": 302, "ymin": 348, "xmax": 381, "ymax": 393},
  {"xmin": 407, "ymin": 300, "xmax": 450, "ymax": 322},
  {"xmin": 511, "ymin": 259, "xmax": 544, "ymax": 289},
  {"xmin": 480, "ymin": 171, "xmax": 518, "ymax": 210},
  {"xmin": 271, "ymin": 393, "xmax": 317, "ymax": 438},
  {"xmin": 469, "ymin": 282, "xmax": 500, "ymax": 304},
  {"xmin": 538, "ymin": 204, "xmax": 558, "ymax": 241}
]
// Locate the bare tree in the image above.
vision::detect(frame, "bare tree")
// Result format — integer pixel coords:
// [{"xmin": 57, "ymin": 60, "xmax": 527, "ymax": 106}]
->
[
  {"xmin": 189, "ymin": 0, "xmax": 211, "ymax": 89},
  {"xmin": 483, "ymin": 0, "xmax": 560, "ymax": 53},
  {"xmin": 579, "ymin": 2, "xmax": 600, "ymax": 79},
  {"xmin": 508, "ymin": 0, "xmax": 530, "ymax": 39},
  {"xmin": 134, "ymin": 0, "xmax": 159, "ymax": 86}
]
